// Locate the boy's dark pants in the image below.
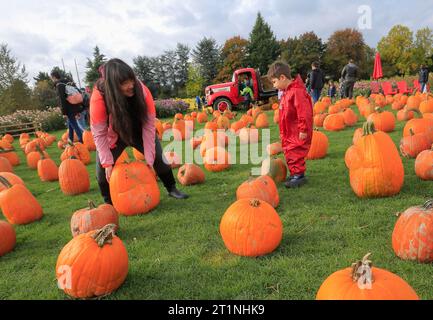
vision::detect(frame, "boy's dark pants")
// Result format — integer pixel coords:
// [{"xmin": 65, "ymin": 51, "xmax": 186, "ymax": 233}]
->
[{"xmin": 96, "ymin": 136, "xmax": 176, "ymax": 204}]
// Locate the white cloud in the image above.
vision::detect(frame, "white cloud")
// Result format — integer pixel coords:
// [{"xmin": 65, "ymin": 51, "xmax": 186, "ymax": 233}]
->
[{"xmin": 0, "ymin": 0, "xmax": 430, "ymax": 86}]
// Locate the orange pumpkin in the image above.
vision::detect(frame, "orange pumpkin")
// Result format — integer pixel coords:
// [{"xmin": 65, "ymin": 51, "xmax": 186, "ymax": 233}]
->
[
  {"xmin": 0, "ymin": 157, "xmax": 13, "ymax": 173},
  {"xmin": 415, "ymin": 145, "xmax": 433, "ymax": 180},
  {"xmin": 399, "ymin": 129, "xmax": 431, "ymax": 158},
  {"xmin": 346, "ymin": 121, "xmax": 404, "ymax": 198},
  {"xmin": 58, "ymin": 158, "xmax": 90, "ymax": 195},
  {"xmin": 313, "ymin": 113, "xmax": 327, "ymax": 128},
  {"xmin": 323, "ymin": 114, "xmax": 346, "ymax": 132},
  {"xmin": 109, "ymin": 161, "xmax": 160, "ymax": 216},
  {"xmin": 0, "ymin": 176, "xmax": 43, "ymax": 225},
  {"xmin": 0, "ymin": 172, "xmax": 25, "ymax": 192},
  {"xmin": 220, "ymin": 199, "xmax": 283, "ymax": 257},
  {"xmin": 56, "ymin": 224, "xmax": 128, "ymax": 299},
  {"xmin": 0, "ymin": 220, "xmax": 16, "ymax": 257},
  {"xmin": 203, "ymin": 147, "xmax": 231, "ymax": 172},
  {"xmin": 342, "ymin": 108, "xmax": 358, "ymax": 127},
  {"xmin": 177, "ymin": 164, "xmax": 205, "ymax": 186},
  {"xmin": 392, "ymin": 200, "xmax": 433, "ymax": 262},
  {"xmin": 70, "ymin": 201, "xmax": 119, "ymax": 237},
  {"xmin": 306, "ymin": 130, "xmax": 328, "ymax": 160},
  {"xmin": 261, "ymin": 158, "xmax": 287, "ymax": 183},
  {"xmin": 61, "ymin": 142, "xmax": 91, "ymax": 165},
  {"xmin": 0, "ymin": 149, "xmax": 20, "ymax": 166},
  {"xmin": 37, "ymin": 156, "xmax": 59, "ymax": 182},
  {"xmin": 316, "ymin": 253, "xmax": 419, "ymax": 300},
  {"xmin": 27, "ymin": 149, "xmax": 50, "ymax": 169},
  {"xmin": 367, "ymin": 109, "xmax": 395, "ymax": 132},
  {"xmin": 266, "ymin": 142, "xmax": 283, "ymax": 156},
  {"xmin": 239, "ymin": 127, "xmax": 259, "ymax": 144},
  {"xmin": 254, "ymin": 112, "xmax": 269, "ymax": 128},
  {"xmin": 236, "ymin": 175, "xmax": 279, "ymax": 208},
  {"xmin": 83, "ymin": 130, "xmax": 96, "ymax": 151},
  {"xmin": 132, "ymin": 148, "xmax": 145, "ymax": 161}
]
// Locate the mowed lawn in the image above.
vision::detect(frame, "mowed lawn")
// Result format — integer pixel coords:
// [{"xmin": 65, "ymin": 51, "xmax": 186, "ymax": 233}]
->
[{"xmin": 0, "ymin": 106, "xmax": 432, "ymax": 300}]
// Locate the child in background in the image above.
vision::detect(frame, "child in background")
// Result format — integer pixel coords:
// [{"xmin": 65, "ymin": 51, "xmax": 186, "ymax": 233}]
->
[
  {"xmin": 327, "ymin": 80, "xmax": 337, "ymax": 102},
  {"xmin": 267, "ymin": 61, "xmax": 313, "ymax": 188}
]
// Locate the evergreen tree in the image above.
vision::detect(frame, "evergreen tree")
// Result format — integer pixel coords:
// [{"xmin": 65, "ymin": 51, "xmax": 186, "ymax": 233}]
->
[
  {"xmin": 85, "ymin": 46, "xmax": 107, "ymax": 88},
  {"xmin": 246, "ymin": 12, "xmax": 280, "ymax": 74},
  {"xmin": 192, "ymin": 37, "xmax": 221, "ymax": 87},
  {"xmin": 0, "ymin": 43, "xmax": 28, "ymax": 92}
]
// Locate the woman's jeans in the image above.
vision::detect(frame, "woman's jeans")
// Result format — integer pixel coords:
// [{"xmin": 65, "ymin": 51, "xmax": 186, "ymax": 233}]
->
[{"xmin": 67, "ymin": 114, "xmax": 83, "ymax": 143}]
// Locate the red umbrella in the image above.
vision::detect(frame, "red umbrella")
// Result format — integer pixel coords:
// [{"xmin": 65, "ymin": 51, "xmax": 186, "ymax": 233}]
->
[{"xmin": 372, "ymin": 52, "xmax": 383, "ymax": 80}]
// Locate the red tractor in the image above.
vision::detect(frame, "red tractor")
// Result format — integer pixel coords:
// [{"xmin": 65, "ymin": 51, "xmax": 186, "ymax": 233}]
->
[{"xmin": 205, "ymin": 68, "xmax": 278, "ymax": 112}]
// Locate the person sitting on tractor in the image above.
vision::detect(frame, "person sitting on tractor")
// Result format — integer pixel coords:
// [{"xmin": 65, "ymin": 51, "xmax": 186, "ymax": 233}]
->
[{"xmin": 240, "ymin": 85, "xmax": 254, "ymax": 110}]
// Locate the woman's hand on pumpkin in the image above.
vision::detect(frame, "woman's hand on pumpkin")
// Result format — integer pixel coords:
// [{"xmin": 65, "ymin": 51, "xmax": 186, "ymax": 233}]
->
[{"xmin": 105, "ymin": 165, "xmax": 113, "ymax": 182}]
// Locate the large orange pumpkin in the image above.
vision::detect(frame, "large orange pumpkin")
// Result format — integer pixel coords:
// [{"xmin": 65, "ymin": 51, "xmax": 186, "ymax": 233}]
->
[
  {"xmin": 70, "ymin": 201, "xmax": 119, "ymax": 237},
  {"xmin": 346, "ymin": 121, "xmax": 404, "ymax": 198},
  {"xmin": 323, "ymin": 114, "xmax": 346, "ymax": 132},
  {"xmin": 261, "ymin": 158, "xmax": 287, "ymax": 183},
  {"xmin": 0, "ymin": 176, "xmax": 43, "ymax": 225},
  {"xmin": 109, "ymin": 161, "xmax": 160, "ymax": 216},
  {"xmin": 37, "ymin": 156, "xmax": 59, "ymax": 182},
  {"xmin": 415, "ymin": 145, "xmax": 433, "ymax": 180},
  {"xmin": 58, "ymin": 158, "xmax": 90, "ymax": 195},
  {"xmin": 392, "ymin": 200, "xmax": 433, "ymax": 263},
  {"xmin": 316, "ymin": 253, "xmax": 419, "ymax": 300},
  {"xmin": 203, "ymin": 147, "xmax": 231, "ymax": 172},
  {"xmin": 306, "ymin": 130, "xmax": 328, "ymax": 160},
  {"xmin": 177, "ymin": 164, "xmax": 205, "ymax": 186},
  {"xmin": 56, "ymin": 224, "xmax": 128, "ymax": 299},
  {"xmin": 236, "ymin": 175, "xmax": 279, "ymax": 208},
  {"xmin": 220, "ymin": 199, "xmax": 283, "ymax": 257},
  {"xmin": 83, "ymin": 130, "xmax": 96, "ymax": 151},
  {"xmin": 367, "ymin": 109, "xmax": 395, "ymax": 132},
  {"xmin": 0, "ymin": 172, "xmax": 25, "ymax": 193},
  {"xmin": 399, "ymin": 129, "xmax": 431, "ymax": 158},
  {"xmin": 0, "ymin": 220, "xmax": 16, "ymax": 257}
]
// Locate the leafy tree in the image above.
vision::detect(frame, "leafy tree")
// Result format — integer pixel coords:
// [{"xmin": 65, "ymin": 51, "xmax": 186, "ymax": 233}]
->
[
  {"xmin": 133, "ymin": 55, "xmax": 159, "ymax": 97},
  {"xmin": 186, "ymin": 64, "xmax": 204, "ymax": 97},
  {"xmin": 215, "ymin": 36, "xmax": 249, "ymax": 83},
  {"xmin": 85, "ymin": 46, "xmax": 107, "ymax": 89},
  {"xmin": 0, "ymin": 43, "xmax": 28, "ymax": 92},
  {"xmin": 33, "ymin": 71, "xmax": 51, "ymax": 85},
  {"xmin": 32, "ymin": 80, "xmax": 57, "ymax": 109},
  {"xmin": 377, "ymin": 25, "xmax": 415, "ymax": 76},
  {"xmin": 281, "ymin": 32, "xmax": 325, "ymax": 80},
  {"xmin": 192, "ymin": 37, "xmax": 221, "ymax": 87},
  {"xmin": 0, "ymin": 79, "xmax": 33, "ymax": 115},
  {"xmin": 323, "ymin": 28, "xmax": 368, "ymax": 80},
  {"xmin": 413, "ymin": 27, "xmax": 433, "ymax": 69},
  {"xmin": 174, "ymin": 43, "xmax": 190, "ymax": 97},
  {"xmin": 246, "ymin": 12, "xmax": 280, "ymax": 74}
]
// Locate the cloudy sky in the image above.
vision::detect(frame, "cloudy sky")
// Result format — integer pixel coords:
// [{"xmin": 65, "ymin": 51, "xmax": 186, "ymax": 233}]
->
[{"xmin": 0, "ymin": 0, "xmax": 431, "ymax": 86}]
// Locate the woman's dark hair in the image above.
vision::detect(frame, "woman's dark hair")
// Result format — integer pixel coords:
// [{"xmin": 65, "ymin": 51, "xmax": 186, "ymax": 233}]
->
[
  {"xmin": 50, "ymin": 70, "xmax": 61, "ymax": 79},
  {"xmin": 97, "ymin": 58, "xmax": 147, "ymax": 146}
]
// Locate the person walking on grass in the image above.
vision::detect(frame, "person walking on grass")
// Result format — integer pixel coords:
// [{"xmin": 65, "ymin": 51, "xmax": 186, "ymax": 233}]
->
[
  {"xmin": 51, "ymin": 70, "xmax": 84, "ymax": 143},
  {"xmin": 90, "ymin": 58, "xmax": 188, "ymax": 204},
  {"xmin": 341, "ymin": 59, "xmax": 359, "ymax": 99},
  {"xmin": 419, "ymin": 64, "xmax": 430, "ymax": 94},
  {"xmin": 310, "ymin": 61, "xmax": 325, "ymax": 104},
  {"xmin": 267, "ymin": 61, "xmax": 313, "ymax": 188}
]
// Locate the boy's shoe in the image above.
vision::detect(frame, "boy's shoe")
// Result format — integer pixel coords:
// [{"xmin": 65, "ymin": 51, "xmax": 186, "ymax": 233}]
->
[{"xmin": 284, "ymin": 174, "xmax": 307, "ymax": 188}]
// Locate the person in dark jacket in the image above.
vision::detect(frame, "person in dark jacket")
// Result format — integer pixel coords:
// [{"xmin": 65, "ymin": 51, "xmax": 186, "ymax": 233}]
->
[
  {"xmin": 50, "ymin": 70, "xmax": 84, "ymax": 143},
  {"xmin": 419, "ymin": 64, "xmax": 430, "ymax": 93},
  {"xmin": 310, "ymin": 61, "xmax": 325, "ymax": 104},
  {"xmin": 341, "ymin": 59, "xmax": 359, "ymax": 99}
]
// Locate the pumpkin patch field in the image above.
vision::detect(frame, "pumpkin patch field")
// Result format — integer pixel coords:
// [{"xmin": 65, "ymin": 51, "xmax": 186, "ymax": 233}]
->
[{"xmin": 0, "ymin": 100, "xmax": 433, "ymax": 300}]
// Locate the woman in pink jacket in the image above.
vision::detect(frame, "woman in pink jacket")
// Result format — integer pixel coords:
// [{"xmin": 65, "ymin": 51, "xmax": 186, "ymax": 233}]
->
[{"xmin": 90, "ymin": 58, "xmax": 188, "ymax": 204}]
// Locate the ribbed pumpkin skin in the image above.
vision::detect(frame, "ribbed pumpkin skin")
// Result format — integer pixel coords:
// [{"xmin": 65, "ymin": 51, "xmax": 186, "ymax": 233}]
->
[
  {"xmin": 0, "ymin": 184, "xmax": 43, "ymax": 225},
  {"xmin": 307, "ymin": 131, "xmax": 328, "ymax": 160},
  {"xmin": 109, "ymin": 161, "xmax": 160, "ymax": 216},
  {"xmin": 415, "ymin": 148, "xmax": 433, "ymax": 180},
  {"xmin": 27, "ymin": 151, "xmax": 49, "ymax": 169},
  {"xmin": 0, "ymin": 151, "xmax": 20, "ymax": 166},
  {"xmin": 261, "ymin": 158, "xmax": 287, "ymax": 183},
  {"xmin": 0, "ymin": 157, "xmax": 13, "ymax": 172},
  {"xmin": 0, "ymin": 220, "xmax": 16, "ymax": 256},
  {"xmin": 56, "ymin": 228, "xmax": 128, "ymax": 298},
  {"xmin": 236, "ymin": 176, "xmax": 279, "ymax": 208},
  {"xmin": 204, "ymin": 147, "xmax": 231, "ymax": 172},
  {"xmin": 323, "ymin": 114, "xmax": 346, "ymax": 131},
  {"xmin": 37, "ymin": 158, "xmax": 59, "ymax": 182},
  {"xmin": 61, "ymin": 143, "xmax": 91, "ymax": 165},
  {"xmin": 220, "ymin": 199, "xmax": 283, "ymax": 257},
  {"xmin": 83, "ymin": 130, "xmax": 96, "ymax": 151},
  {"xmin": 399, "ymin": 132, "xmax": 430, "ymax": 158},
  {"xmin": 392, "ymin": 202, "xmax": 433, "ymax": 262},
  {"xmin": 347, "ymin": 124, "xmax": 404, "ymax": 198},
  {"xmin": 58, "ymin": 159, "xmax": 90, "ymax": 195},
  {"xmin": 316, "ymin": 267, "xmax": 419, "ymax": 300},
  {"xmin": 71, "ymin": 203, "xmax": 119, "ymax": 237},
  {"xmin": 177, "ymin": 164, "xmax": 205, "ymax": 186},
  {"xmin": 367, "ymin": 111, "xmax": 396, "ymax": 132},
  {"xmin": 0, "ymin": 172, "xmax": 25, "ymax": 192},
  {"xmin": 342, "ymin": 108, "xmax": 358, "ymax": 126}
]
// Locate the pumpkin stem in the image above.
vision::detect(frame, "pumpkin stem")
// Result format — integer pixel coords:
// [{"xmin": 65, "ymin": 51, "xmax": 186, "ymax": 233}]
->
[
  {"xmin": 362, "ymin": 121, "xmax": 376, "ymax": 136},
  {"xmin": 92, "ymin": 224, "xmax": 117, "ymax": 247},
  {"xmin": 423, "ymin": 200, "xmax": 433, "ymax": 210},
  {"xmin": 351, "ymin": 253, "xmax": 374, "ymax": 289},
  {"xmin": 88, "ymin": 200, "xmax": 96, "ymax": 209},
  {"xmin": 250, "ymin": 199, "xmax": 261, "ymax": 207},
  {"xmin": 0, "ymin": 175, "xmax": 12, "ymax": 189},
  {"xmin": 409, "ymin": 128, "xmax": 415, "ymax": 136}
]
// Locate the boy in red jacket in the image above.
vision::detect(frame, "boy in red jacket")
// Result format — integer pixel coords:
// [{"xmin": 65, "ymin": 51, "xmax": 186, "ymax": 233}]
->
[{"xmin": 267, "ymin": 61, "xmax": 313, "ymax": 188}]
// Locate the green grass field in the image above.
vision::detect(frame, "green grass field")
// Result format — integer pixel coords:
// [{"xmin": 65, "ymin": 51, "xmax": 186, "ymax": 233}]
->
[{"xmin": 0, "ymin": 106, "xmax": 432, "ymax": 300}]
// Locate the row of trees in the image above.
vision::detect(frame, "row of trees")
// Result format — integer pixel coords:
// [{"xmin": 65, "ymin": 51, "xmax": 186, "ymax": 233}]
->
[{"xmin": 1, "ymin": 12, "xmax": 432, "ymax": 115}]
